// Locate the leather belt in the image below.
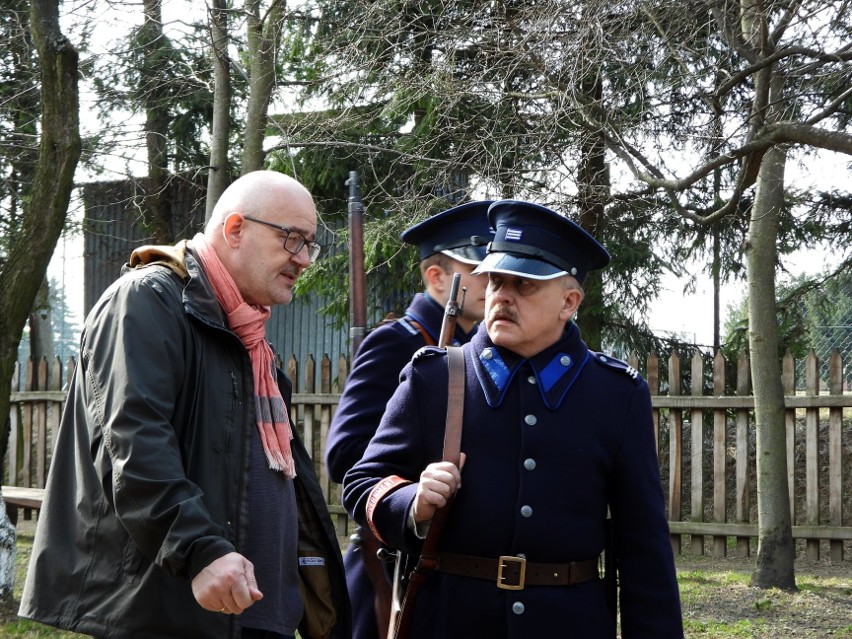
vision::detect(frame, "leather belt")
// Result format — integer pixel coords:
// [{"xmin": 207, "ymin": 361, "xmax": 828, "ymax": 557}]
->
[{"xmin": 436, "ymin": 552, "xmax": 599, "ymax": 591}]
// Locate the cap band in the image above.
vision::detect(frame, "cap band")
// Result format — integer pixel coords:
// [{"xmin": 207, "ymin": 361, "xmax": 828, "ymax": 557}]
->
[{"xmin": 473, "ymin": 252, "xmax": 567, "ymax": 280}]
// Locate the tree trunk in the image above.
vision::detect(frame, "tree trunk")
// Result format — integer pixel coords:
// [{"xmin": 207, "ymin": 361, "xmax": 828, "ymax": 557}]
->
[
  {"xmin": 206, "ymin": 0, "xmax": 232, "ymax": 219},
  {"xmin": 747, "ymin": 143, "xmax": 796, "ymax": 590},
  {"xmin": 737, "ymin": 0, "xmax": 796, "ymax": 589},
  {"xmin": 142, "ymin": 0, "xmax": 174, "ymax": 243},
  {"xmin": 0, "ymin": 0, "xmax": 80, "ymax": 601},
  {"xmin": 242, "ymin": 0, "xmax": 283, "ymax": 174},
  {"xmin": 576, "ymin": 68, "xmax": 609, "ymax": 352}
]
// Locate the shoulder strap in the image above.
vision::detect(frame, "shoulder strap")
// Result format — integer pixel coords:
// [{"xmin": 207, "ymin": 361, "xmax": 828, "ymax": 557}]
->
[
  {"xmin": 390, "ymin": 346, "xmax": 466, "ymax": 639},
  {"xmin": 441, "ymin": 346, "xmax": 465, "ymax": 465},
  {"xmin": 421, "ymin": 345, "xmax": 465, "ymax": 558}
]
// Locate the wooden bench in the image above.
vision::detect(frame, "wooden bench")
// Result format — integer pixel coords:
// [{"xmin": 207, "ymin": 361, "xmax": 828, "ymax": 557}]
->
[{"xmin": 2, "ymin": 486, "xmax": 45, "ymax": 525}]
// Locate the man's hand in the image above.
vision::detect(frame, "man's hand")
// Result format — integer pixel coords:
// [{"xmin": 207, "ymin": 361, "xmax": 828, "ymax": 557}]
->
[
  {"xmin": 412, "ymin": 453, "xmax": 466, "ymax": 524},
  {"xmin": 191, "ymin": 552, "xmax": 264, "ymax": 614}
]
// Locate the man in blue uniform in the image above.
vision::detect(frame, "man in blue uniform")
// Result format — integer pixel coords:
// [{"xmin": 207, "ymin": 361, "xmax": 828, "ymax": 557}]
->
[
  {"xmin": 343, "ymin": 200, "xmax": 684, "ymax": 638},
  {"xmin": 326, "ymin": 201, "xmax": 494, "ymax": 639}
]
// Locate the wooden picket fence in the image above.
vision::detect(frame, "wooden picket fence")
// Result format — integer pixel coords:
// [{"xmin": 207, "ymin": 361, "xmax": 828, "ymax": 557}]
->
[{"xmin": 6, "ymin": 349, "xmax": 852, "ymax": 560}]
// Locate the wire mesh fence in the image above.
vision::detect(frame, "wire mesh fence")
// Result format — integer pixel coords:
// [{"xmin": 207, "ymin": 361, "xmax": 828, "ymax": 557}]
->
[{"xmin": 802, "ymin": 324, "xmax": 852, "ymax": 391}]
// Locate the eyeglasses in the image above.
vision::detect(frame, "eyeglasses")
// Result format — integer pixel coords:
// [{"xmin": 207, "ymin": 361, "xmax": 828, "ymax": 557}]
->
[{"xmin": 242, "ymin": 215, "xmax": 322, "ymax": 263}]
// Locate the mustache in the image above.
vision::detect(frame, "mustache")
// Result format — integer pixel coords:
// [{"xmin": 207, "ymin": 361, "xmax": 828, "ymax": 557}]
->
[{"xmin": 489, "ymin": 305, "xmax": 517, "ymax": 323}]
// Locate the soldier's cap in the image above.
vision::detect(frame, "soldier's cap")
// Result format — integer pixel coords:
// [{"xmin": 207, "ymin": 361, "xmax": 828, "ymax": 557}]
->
[
  {"xmin": 401, "ymin": 200, "xmax": 495, "ymax": 265},
  {"xmin": 472, "ymin": 200, "xmax": 610, "ymax": 283}
]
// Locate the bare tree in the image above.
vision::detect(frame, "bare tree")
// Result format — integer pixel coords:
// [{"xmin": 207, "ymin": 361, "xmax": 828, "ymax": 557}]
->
[
  {"xmin": 268, "ymin": 0, "xmax": 675, "ymax": 348},
  {"xmin": 591, "ymin": 0, "xmax": 852, "ymax": 589},
  {"xmin": 206, "ymin": 0, "xmax": 232, "ymax": 216},
  {"xmin": 275, "ymin": 0, "xmax": 852, "ymax": 589},
  {"xmin": 140, "ymin": 0, "xmax": 174, "ymax": 242},
  {"xmin": 0, "ymin": 0, "xmax": 80, "ymax": 600},
  {"xmin": 243, "ymin": 0, "xmax": 286, "ymax": 172}
]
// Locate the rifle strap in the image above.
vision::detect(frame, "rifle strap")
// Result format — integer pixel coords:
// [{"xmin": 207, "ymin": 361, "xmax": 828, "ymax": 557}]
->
[
  {"xmin": 392, "ymin": 345, "xmax": 465, "ymax": 639},
  {"xmin": 404, "ymin": 317, "xmax": 437, "ymax": 347}
]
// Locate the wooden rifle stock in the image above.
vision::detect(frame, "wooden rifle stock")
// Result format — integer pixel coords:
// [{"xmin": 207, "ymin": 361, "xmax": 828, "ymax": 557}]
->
[
  {"xmin": 437, "ymin": 273, "xmax": 465, "ymax": 349},
  {"xmin": 346, "ymin": 171, "xmax": 394, "ymax": 632}
]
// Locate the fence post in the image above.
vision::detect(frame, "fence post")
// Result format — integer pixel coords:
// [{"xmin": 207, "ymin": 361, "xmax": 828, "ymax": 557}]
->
[
  {"xmin": 303, "ymin": 355, "xmax": 316, "ymax": 467},
  {"xmin": 782, "ymin": 352, "xmax": 796, "ymax": 524},
  {"xmin": 337, "ymin": 354, "xmax": 349, "ymax": 393},
  {"xmin": 35, "ymin": 357, "xmax": 48, "ymax": 488},
  {"xmin": 690, "ymin": 351, "xmax": 704, "ymax": 555},
  {"xmin": 668, "ymin": 352, "xmax": 682, "ymax": 554},
  {"xmin": 804, "ymin": 350, "xmax": 820, "ymax": 560},
  {"xmin": 735, "ymin": 352, "xmax": 751, "ymax": 557},
  {"xmin": 287, "ymin": 355, "xmax": 298, "ymax": 391},
  {"xmin": 22, "ymin": 358, "xmax": 34, "ymax": 494},
  {"xmin": 8, "ymin": 362, "xmax": 20, "ymax": 486},
  {"xmin": 828, "ymin": 349, "xmax": 844, "ymax": 561},
  {"xmin": 319, "ymin": 354, "xmax": 332, "ymax": 505},
  {"xmin": 647, "ymin": 353, "xmax": 660, "ymax": 453}
]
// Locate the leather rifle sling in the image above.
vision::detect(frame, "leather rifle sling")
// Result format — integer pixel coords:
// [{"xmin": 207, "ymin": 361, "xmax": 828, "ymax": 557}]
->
[
  {"xmin": 385, "ymin": 318, "xmax": 438, "ymax": 638},
  {"xmin": 391, "ymin": 345, "xmax": 465, "ymax": 639}
]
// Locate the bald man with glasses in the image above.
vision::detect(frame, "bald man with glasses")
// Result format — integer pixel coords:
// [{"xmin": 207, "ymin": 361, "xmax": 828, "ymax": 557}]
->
[{"xmin": 21, "ymin": 171, "xmax": 351, "ymax": 639}]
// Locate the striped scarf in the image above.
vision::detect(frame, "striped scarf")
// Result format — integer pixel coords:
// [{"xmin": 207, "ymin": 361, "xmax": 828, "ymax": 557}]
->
[{"xmin": 192, "ymin": 233, "xmax": 296, "ymax": 478}]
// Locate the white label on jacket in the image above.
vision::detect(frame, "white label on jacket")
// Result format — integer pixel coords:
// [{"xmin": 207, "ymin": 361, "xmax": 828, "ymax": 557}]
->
[{"xmin": 299, "ymin": 556, "xmax": 326, "ymax": 566}]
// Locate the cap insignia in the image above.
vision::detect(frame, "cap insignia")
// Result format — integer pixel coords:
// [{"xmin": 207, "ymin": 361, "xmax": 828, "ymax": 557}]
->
[{"xmin": 505, "ymin": 228, "xmax": 523, "ymax": 241}]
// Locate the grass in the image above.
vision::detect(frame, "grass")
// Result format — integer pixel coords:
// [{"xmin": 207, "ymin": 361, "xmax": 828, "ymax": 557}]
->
[
  {"xmin": 677, "ymin": 553, "xmax": 852, "ymax": 638},
  {"xmin": 4, "ymin": 521, "xmax": 852, "ymax": 638},
  {"xmin": 2, "ymin": 520, "xmax": 83, "ymax": 638}
]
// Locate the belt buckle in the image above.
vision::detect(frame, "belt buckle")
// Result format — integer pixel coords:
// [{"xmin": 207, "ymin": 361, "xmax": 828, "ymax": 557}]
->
[{"xmin": 497, "ymin": 555, "xmax": 526, "ymax": 590}]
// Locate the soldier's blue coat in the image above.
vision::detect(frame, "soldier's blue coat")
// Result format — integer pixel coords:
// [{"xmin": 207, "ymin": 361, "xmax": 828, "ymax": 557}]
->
[
  {"xmin": 343, "ymin": 322, "xmax": 683, "ymax": 639},
  {"xmin": 326, "ymin": 292, "xmax": 477, "ymax": 639}
]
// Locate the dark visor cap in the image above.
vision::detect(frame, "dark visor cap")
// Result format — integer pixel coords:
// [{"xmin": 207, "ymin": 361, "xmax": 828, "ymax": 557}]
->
[
  {"xmin": 401, "ymin": 200, "xmax": 495, "ymax": 265},
  {"xmin": 473, "ymin": 200, "xmax": 610, "ymax": 283}
]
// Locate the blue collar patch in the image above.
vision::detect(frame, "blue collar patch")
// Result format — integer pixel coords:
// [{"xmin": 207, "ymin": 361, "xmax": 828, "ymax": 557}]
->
[
  {"xmin": 539, "ymin": 353, "xmax": 573, "ymax": 392},
  {"xmin": 473, "ymin": 344, "xmax": 588, "ymax": 409}
]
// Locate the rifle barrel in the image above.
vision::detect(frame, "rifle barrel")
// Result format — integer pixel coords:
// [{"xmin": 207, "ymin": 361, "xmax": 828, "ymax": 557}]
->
[{"xmin": 347, "ymin": 171, "xmax": 367, "ymax": 358}]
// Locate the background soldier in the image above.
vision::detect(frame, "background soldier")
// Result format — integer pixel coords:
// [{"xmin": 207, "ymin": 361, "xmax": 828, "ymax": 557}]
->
[
  {"xmin": 343, "ymin": 200, "xmax": 684, "ymax": 638},
  {"xmin": 326, "ymin": 201, "xmax": 494, "ymax": 639}
]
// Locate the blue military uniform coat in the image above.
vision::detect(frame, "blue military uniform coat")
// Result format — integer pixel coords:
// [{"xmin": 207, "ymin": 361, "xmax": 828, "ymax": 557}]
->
[
  {"xmin": 343, "ymin": 322, "xmax": 683, "ymax": 638},
  {"xmin": 327, "ymin": 292, "xmax": 477, "ymax": 639}
]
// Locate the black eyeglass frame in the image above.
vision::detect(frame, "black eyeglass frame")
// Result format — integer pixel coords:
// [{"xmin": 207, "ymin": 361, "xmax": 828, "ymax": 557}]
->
[{"xmin": 242, "ymin": 215, "xmax": 322, "ymax": 263}]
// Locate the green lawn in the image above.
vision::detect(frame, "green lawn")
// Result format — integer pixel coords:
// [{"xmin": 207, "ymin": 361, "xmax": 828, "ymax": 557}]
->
[{"xmin": 5, "ymin": 522, "xmax": 851, "ymax": 638}]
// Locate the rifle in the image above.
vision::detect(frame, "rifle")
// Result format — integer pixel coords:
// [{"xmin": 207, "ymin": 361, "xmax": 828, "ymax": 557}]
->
[
  {"xmin": 386, "ymin": 273, "xmax": 465, "ymax": 639},
  {"xmin": 345, "ymin": 171, "xmax": 394, "ymax": 632}
]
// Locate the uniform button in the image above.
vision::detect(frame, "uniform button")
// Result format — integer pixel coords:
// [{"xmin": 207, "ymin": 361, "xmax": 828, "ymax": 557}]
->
[
  {"xmin": 560, "ymin": 355, "xmax": 571, "ymax": 366},
  {"xmin": 512, "ymin": 601, "xmax": 525, "ymax": 615},
  {"xmin": 524, "ymin": 414, "xmax": 537, "ymax": 426},
  {"xmin": 523, "ymin": 458, "xmax": 536, "ymax": 471},
  {"xmin": 520, "ymin": 505, "xmax": 533, "ymax": 517},
  {"xmin": 482, "ymin": 348, "xmax": 493, "ymax": 360},
  {"xmin": 598, "ymin": 354, "xmax": 607, "ymax": 362},
  {"xmin": 527, "ymin": 375, "xmax": 536, "ymax": 385}
]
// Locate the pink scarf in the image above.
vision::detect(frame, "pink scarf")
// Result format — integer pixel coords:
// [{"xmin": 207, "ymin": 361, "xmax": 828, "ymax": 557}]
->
[{"xmin": 192, "ymin": 233, "xmax": 296, "ymax": 478}]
